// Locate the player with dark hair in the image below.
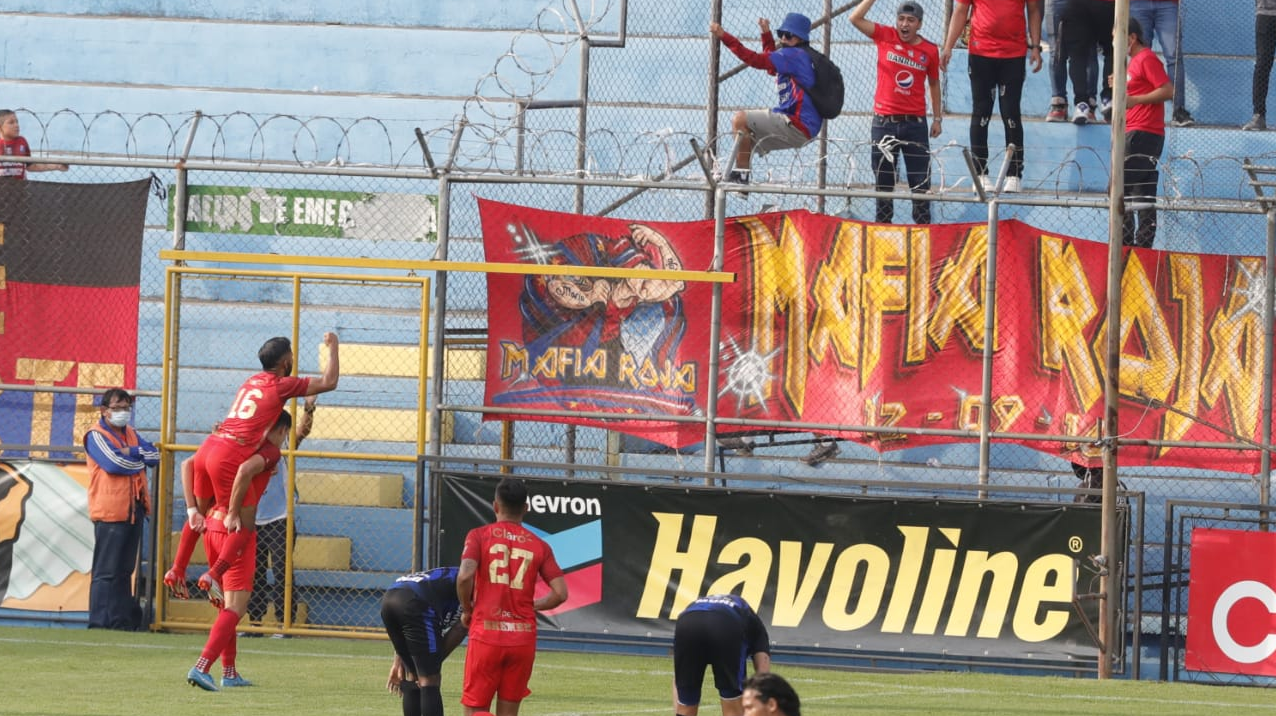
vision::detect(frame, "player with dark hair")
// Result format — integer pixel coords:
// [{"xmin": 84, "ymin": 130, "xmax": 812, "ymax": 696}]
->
[
  {"xmin": 457, "ymin": 478, "xmax": 569, "ymax": 716},
  {"xmin": 382, "ymin": 567, "xmax": 468, "ymax": 716},
  {"xmin": 673, "ymin": 594, "xmax": 772, "ymax": 716},
  {"xmin": 850, "ymin": 0, "xmax": 942, "ymax": 224},
  {"xmin": 186, "ymin": 410, "xmax": 293, "ymax": 691},
  {"xmin": 165, "ymin": 332, "xmax": 340, "ymax": 603},
  {"xmin": 742, "ymin": 673, "xmax": 801, "ymax": 716}
]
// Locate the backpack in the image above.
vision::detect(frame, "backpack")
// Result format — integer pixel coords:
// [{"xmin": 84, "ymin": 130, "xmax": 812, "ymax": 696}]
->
[{"xmin": 801, "ymin": 45, "xmax": 845, "ymax": 120}]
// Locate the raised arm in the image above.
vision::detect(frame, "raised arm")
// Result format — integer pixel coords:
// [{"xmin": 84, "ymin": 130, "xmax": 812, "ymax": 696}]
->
[
  {"xmin": 849, "ymin": 0, "xmax": 878, "ymax": 38},
  {"xmin": 296, "ymin": 396, "xmax": 316, "ymax": 447},
  {"xmin": 306, "ymin": 331, "xmax": 340, "ymax": 395}
]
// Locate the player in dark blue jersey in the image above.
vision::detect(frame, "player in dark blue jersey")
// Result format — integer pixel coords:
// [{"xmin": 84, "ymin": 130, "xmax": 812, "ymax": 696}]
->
[
  {"xmin": 381, "ymin": 567, "xmax": 468, "ymax": 716},
  {"xmin": 673, "ymin": 594, "xmax": 772, "ymax": 716}
]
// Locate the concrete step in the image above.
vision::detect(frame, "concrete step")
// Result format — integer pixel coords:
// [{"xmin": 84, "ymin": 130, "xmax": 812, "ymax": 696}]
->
[
  {"xmin": 296, "ymin": 470, "xmax": 404, "ymax": 508},
  {"xmin": 166, "ymin": 597, "xmax": 309, "ymax": 626},
  {"xmin": 167, "ymin": 532, "xmax": 352, "ymax": 569}
]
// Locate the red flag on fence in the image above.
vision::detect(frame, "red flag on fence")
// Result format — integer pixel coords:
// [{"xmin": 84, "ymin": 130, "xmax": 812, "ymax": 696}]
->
[{"xmin": 0, "ymin": 179, "xmax": 151, "ymax": 456}]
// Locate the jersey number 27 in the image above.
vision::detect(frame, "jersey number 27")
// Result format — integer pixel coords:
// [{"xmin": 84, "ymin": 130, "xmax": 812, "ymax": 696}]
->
[{"xmin": 488, "ymin": 544, "xmax": 534, "ymax": 589}]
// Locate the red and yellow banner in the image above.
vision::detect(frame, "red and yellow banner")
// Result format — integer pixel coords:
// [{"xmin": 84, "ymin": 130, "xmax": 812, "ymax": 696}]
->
[{"xmin": 480, "ymin": 199, "xmax": 1269, "ymax": 471}]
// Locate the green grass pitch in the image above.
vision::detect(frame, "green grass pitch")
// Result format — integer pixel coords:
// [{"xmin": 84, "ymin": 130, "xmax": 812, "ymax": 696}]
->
[{"xmin": 2, "ymin": 625, "xmax": 1272, "ymax": 715}]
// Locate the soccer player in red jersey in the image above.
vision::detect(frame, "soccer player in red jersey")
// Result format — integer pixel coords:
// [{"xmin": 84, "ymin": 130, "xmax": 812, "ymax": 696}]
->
[
  {"xmin": 165, "ymin": 332, "xmax": 339, "ymax": 603},
  {"xmin": 456, "ymin": 478, "xmax": 569, "ymax": 716},
  {"xmin": 185, "ymin": 411, "xmax": 292, "ymax": 691}
]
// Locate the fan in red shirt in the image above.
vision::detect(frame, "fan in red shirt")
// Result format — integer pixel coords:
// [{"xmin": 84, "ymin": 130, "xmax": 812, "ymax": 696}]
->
[
  {"xmin": 0, "ymin": 109, "xmax": 69, "ymax": 178},
  {"xmin": 457, "ymin": 478, "xmax": 568, "ymax": 716},
  {"xmin": 1119, "ymin": 16, "xmax": 1173, "ymax": 248}
]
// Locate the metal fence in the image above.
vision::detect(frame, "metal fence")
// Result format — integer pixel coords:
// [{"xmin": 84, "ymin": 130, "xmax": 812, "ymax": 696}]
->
[{"xmin": 2, "ymin": 0, "xmax": 1274, "ymax": 674}]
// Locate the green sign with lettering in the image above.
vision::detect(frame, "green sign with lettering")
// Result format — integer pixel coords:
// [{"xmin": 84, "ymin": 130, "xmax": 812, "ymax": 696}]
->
[{"xmin": 168, "ymin": 185, "xmax": 437, "ymax": 242}]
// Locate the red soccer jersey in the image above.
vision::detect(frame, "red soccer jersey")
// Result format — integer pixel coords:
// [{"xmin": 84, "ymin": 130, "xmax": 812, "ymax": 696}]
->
[
  {"xmin": 1126, "ymin": 46, "xmax": 1170, "ymax": 135},
  {"xmin": 0, "ymin": 136, "xmax": 31, "ymax": 179},
  {"xmin": 461, "ymin": 520, "xmax": 564, "ymax": 646},
  {"xmin": 967, "ymin": 0, "xmax": 1030, "ymax": 59},
  {"xmin": 220, "ymin": 372, "xmax": 311, "ymax": 444},
  {"xmin": 871, "ymin": 24, "xmax": 940, "ymax": 116}
]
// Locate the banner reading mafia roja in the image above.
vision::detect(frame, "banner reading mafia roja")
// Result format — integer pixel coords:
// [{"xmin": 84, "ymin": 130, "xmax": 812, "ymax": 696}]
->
[
  {"xmin": 480, "ymin": 198, "xmax": 1267, "ymax": 472},
  {"xmin": 437, "ymin": 473, "xmax": 1108, "ymax": 664}
]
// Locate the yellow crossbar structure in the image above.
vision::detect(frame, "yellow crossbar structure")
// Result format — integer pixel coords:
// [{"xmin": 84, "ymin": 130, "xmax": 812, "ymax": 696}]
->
[{"xmin": 157, "ymin": 250, "xmax": 736, "ymax": 284}]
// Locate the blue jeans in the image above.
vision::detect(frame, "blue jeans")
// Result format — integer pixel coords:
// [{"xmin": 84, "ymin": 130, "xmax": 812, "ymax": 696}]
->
[
  {"xmin": 89, "ymin": 517, "xmax": 144, "ymax": 630},
  {"xmin": 1130, "ymin": 0, "xmax": 1185, "ymax": 112},
  {"xmin": 870, "ymin": 116, "xmax": 931, "ymax": 224}
]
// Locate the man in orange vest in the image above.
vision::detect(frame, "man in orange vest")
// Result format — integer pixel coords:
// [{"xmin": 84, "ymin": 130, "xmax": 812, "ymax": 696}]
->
[{"xmin": 84, "ymin": 388, "xmax": 159, "ymax": 630}]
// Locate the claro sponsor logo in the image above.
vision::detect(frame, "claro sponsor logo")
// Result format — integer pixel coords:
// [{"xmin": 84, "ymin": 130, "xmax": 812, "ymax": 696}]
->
[
  {"xmin": 636, "ymin": 513, "xmax": 1079, "ymax": 643},
  {"xmin": 1211, "ymin": 581, "xmax": 1276, "ymax": 664},
  {"xmin": 528, "ymin": 494, "xmax": 602, "ymax": 516}
]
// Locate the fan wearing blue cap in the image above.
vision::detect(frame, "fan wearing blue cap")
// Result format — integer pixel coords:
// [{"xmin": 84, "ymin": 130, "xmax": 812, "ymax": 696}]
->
[
  {"xmin": 849, "ymin": 0, "xmax": 943, "ymax": 225},
  {"xmin": 709, "ymin": 13, "xmax": 823, "ymax": 187}
]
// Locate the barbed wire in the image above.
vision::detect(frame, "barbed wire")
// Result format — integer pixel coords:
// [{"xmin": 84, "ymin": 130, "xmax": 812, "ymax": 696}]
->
[{"xmin": 9, "ymin": 0, "xmax": 1274, "ymax": 216}]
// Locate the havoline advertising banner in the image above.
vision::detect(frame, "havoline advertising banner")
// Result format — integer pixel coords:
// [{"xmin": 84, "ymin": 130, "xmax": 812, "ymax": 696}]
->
[{"xmin": 437, "ymin": 473, "xmax": 1107, "ymax": 663}]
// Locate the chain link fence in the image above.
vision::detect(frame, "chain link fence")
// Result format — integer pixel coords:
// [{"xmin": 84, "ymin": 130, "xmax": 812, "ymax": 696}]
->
[{"xmin": 2, "ymin": 0, "xmax": 1274, "ymax": 666}]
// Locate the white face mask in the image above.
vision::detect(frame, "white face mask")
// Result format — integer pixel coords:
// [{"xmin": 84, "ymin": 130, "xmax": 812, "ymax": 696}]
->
[{"xmin": 107, "ymin": 410, "xmax": 131, "ymax": 428}]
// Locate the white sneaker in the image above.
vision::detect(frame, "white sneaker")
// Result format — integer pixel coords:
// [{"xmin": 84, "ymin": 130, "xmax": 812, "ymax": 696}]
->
[
  {"xmin": 1003, "ymin": 176, "xmax": 1021, "ymax": 193},
  {"xmin": 978, "ymin": 175, "xmax": 994, "ymax": 192},
  {"xmin": 1072, "ymin": 102, "xmax": 1092, "ymax": 126}
]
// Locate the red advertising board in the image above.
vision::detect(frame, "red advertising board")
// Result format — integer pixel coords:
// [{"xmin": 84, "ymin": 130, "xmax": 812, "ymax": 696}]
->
[{"xmin": 1186, "ymin": 528, "xmax": 1276, "ymax": 675}]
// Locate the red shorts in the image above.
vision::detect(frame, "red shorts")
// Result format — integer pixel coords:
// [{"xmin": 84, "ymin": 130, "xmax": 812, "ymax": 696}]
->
[
  {"xmin": 193, "ymin": 436, "xmax": 257, "ymax": 504},
  {"xmin": 461, "ymin": 639, "xmax": 535, "ymax": 708},
  {"xmin": 203, "ymin": 516, "xmax": 258, "ymax": 593}
]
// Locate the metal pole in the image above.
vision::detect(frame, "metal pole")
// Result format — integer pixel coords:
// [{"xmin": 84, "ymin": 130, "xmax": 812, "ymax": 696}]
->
[
  {"xmin": 426, "ymin": 176, "xmax": 452, "ymax": 568},
  {"xmin": 816, "ymin": 0, "xmax": 833, "ymax": 214},
  {"xmin": 1262, "ymin": 209, "xmax": 1275, "ymax": 507},
  {"xmin": 701, "ymin": 187, "xmax": 729, "ymax": 478},
  {"xmin": 1100, "ymin": 0, "xmax": 1133, "ymax": 681},
  {"xmin": 171, "ymin": 111, "xmax": 201, "ymax": 251},
  {"xmin": 707, "ymin": 0, "xmax": 723, "ymax": 219},
  {"xmin": 979, "ymin": 148, "xmax": 1014, "ymax": 486}
]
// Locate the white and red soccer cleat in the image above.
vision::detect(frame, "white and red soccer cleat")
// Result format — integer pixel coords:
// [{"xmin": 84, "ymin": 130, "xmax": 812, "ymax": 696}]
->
[
  {"xmin": 163, "ymin": 567, "xmax": 189, "ymax": 600},
  {"xmin": 196, "ymin": 572, "xmax": 224, "ymax": 609}
]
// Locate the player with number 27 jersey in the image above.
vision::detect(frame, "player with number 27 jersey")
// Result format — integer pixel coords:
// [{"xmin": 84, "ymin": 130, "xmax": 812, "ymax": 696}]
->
[{"xmin": 460, "ymin": 520, "xmax": 564, "ymax": 647}]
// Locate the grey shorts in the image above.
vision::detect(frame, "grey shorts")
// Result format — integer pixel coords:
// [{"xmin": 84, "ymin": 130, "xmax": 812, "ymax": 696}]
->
[{"xmin": 742, "ymin": 110, "xmax": 811, "ymax": 157}]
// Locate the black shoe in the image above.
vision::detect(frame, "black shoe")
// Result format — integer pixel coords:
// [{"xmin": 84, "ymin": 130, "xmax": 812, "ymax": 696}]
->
[
  {"xmin": 802, "ymin": 440, "xmax": 840, "ymax": 467},
  {"xmin": 723, "ymin": 170, "xmax": 750, "ymax": 197},
  {"xmin": 716, "ymin": 437, "xmax": 754, "ymax": 457},
  {"xmin": 1171, "ymin": 108, "xmax": 1195, "ymax": 127},
  {"xmin": 1244, "ymin": 113, "xmax": 1267, "ymax": 131}
]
